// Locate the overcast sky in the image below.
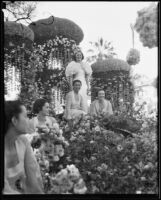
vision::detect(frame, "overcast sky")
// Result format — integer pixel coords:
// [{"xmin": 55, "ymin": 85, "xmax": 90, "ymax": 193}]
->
[{"xmin": 5, "ymin": 1, "xmax": 158, "ymax": 79}]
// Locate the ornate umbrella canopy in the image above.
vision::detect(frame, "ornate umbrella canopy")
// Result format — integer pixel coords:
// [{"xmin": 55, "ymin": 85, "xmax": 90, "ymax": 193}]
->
[
  {"xmin": 91, "ymin": 58, "xmax": 133, "ymax": 113},
  {"xmin": 4, "ymin": 21, "xmax": 34, "ymax": 49},
  {"xmin": 91, "ymin": 58, "xmax": 130, "ymax": 72},
  {"xmin": 29, "ymin": 16, "xmax": 84, "ymax": 45}
]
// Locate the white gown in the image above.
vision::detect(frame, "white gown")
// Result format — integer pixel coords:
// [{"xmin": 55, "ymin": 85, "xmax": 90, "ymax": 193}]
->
[{"xmin": 65, "ymin": 61, "xmax": 92, "ymax": 113}]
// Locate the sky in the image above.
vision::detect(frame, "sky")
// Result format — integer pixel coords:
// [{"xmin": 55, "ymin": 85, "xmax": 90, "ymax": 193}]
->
[{"xmin": 30, "ymin": 1, "xmax": 158, "ymax": 79}]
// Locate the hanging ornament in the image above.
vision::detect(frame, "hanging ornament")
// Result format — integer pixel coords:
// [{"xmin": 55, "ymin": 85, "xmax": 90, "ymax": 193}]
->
[{"xmin": 126, "ymin": 24, "xmax": 140, "ymax": 66}]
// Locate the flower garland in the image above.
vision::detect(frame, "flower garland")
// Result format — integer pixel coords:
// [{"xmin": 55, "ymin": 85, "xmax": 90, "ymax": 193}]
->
[
  {"xmin": 33, "ymin": 35, "xmax": 78, "ymax": 100},
  {"xmin": 4, "ymin": 35, "xmax": 79, "ymax": 106},
  {"xmin": 126, "ymin": 48, "xmax": 140, "ymax": 66}
]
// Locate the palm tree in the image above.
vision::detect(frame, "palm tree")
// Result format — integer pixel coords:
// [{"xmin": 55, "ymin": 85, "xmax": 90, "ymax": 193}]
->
[{"xmin": 86, "ymin": 37, "xmax": 117, "ymax": 64}]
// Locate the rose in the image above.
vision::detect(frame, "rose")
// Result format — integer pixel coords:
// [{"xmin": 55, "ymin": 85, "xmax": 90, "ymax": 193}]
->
[
  {"xmin": 67, "ymin": 165, "xmax": 80, "ymax": 181},
  {"xmin": 53, "ymin": 155, "xmax": 59, "ymax": 162},
  {"xmin": 101, "ymin": 163, "xmax": 108, "ymax": 170},
  {"xmin": 117, "ymin": 145, "xmax": 123, "ymax": 152},
  {"xmin": 70, "ymin": 136, "xmax": 76, "ymax": 141},
  {"xmin": 95, "ymin": 126, "xmax": 101, "ymax": 132},
  {"xmin": 73, "ymin": 179, "xmax": 87, "ymax": 194}
]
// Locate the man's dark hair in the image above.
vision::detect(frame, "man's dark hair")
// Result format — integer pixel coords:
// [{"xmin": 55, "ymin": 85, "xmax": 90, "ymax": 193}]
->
[
  {"xmin": 4, "ymin": 100, "xmax": 23, "ymax": 134},
  {"xmin": 72, "ymin": 79, "xmax": 82, "ymax": 86}
]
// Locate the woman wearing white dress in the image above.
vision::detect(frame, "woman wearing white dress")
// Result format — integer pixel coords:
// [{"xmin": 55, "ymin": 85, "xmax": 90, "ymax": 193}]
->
[
  {"xmin": 65, "ymin": 50, "xmax": 92, "ymax": 113},
  {"xmin": 28, "ymin": 99, "xmax": 59, "ymax": 137},
  {"xmin": 4, "ymin": 100, "xmax": 43, "ymax": 194}
]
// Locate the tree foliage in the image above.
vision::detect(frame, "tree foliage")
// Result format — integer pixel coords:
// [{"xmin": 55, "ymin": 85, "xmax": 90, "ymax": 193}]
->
[
  {"xmin": 134, "ymin": 3, "xmax": 158, "ymax": 48},
  {"xmin": 4, "ymin": 1, "xmax": 37, "ymax": 24},
  {"xmin": 86, "ymin": 37, "xmax": 117, "ymax": 64}
]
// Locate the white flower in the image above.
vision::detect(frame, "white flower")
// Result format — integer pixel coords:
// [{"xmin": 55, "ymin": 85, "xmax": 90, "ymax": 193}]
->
[
  {"xmin": 123, "ymin": 157, "xmax": 129, "ymax": 162},
  {"xmin": 91, "ymin": 156, "xmax": 96, "ymax": 161},
  {"xmin": 104, "ymin": 146, "xmax": 109, "ymax": 151},
  {"xmin": 117, "ymin": 145, "xmax": 123, "ymax": 152},
  {"xmin": 74, "ymin": 186, "xmax": 87, "ymax": 194},
  {"xmin": 97, "ymin": 167, "xmax": 102, "ymax": 172},
  {"xmin": 74, "ymin": 179, "xmax": 87, "ymax": 194},
  {"xmin": 141, "ymin": 177, "xmax": 146, "ymax": 181},
  {"xmin": 59, "ymin": 129, "xmax": 63, "ymax": 136},
  {"xmin": 64, "ymin": 141, "xmax": 69, "ymax": 147},
  {"xmin": 44, "ymin": 160, "xmax": 49, "ymax": 168},
  {"xmin": 101, "ymin": 163, "xmax": 108, "ymax": 170},
  {"xmin": 53, "ymin": 155, "xmax": 59, "ymax": 162},
  {"xmin": 70, "ymin": 136, "xmax": 76, "ymax": 141},
  {"xmin": 59, "ymin": 149, "xmax": 64, "ymax": 157},
  {"xmin": 54, "ymin": 169, "xmax": 68, "ymax": 184},
  {"xmin": 95, "ymin": 125, "xmax": 101, "ymax": 132},
  {"xmin": 67, "ymin": 165, "xmax": 80, "ymax": 180},
  {"xmin": 52, "ymin": 123, "xmax": 59, "ymax": 131}
]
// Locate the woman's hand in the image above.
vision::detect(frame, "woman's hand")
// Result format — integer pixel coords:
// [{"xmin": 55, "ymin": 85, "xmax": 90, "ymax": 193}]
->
[{"xmin": 37, "ymin": 126, "xmax": 50, "ymax": 134}]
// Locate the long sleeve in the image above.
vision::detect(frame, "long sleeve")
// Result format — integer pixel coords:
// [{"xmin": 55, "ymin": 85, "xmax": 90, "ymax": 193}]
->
[
  {"xmin": 23, "ymin": 137, "xmax": 44, "ymax": 194},
  {"xmin": 90, "ymin": 101, "xmax": 97, "ymax": 117},
  {"xmin": 106, "ymin": 101, "xmax": 113, "ymax": 115},
  {"xmin": 27, "ymin": 118, "xmax": 37, "ymax": 134},
  {"xmin": 83, "ymin": 62, "xmax": 92, "ymax": 76},
  {"xmin": 80, "ymin": 95, "xmax": 87, "ymax": 113},
  {"xmin": 65, "ymin": 61, "xmax": 76, "ymax": 77}
]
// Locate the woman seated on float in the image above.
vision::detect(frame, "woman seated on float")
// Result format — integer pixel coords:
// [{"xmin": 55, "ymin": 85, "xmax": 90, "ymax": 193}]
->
[
  {"xmin": 90, "ymin": 89, "xmax": 113, "ymax": 117},
  {"xmin": 64, "ymin": 79, "xmax": 87, "ymax": 124},
  {"xmin": 28, "ymin": 98, "xmax": 59, "ymax": 135},
  {"xmin": 4, "ymin": 100, "xmax": 43, "ymax": 194}
]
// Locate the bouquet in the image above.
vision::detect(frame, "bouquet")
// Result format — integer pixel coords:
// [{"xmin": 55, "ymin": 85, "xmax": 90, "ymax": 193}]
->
[{"xmin": 48, "ymin": 164, "xmax": 87, "ymax": 194}]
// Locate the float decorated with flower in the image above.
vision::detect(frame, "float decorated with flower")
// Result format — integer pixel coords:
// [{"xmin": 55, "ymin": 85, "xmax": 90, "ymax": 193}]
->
[{"xmin": 28, "ymin": 108, "xmax": 157, "ymax": 194}]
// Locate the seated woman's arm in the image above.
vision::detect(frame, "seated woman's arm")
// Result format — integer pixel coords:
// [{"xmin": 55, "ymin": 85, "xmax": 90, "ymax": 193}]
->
[
  {"xmin": 89, "ymin": 101, "xmax": 97, "ymax": 116},
  {"xmin": 107, "ymin": 101, "xmax": 113, "ymax": 115},
  {"xmin": 80, "ymin": 96, "xmax": 87, "ymax": 113},
  {"xmin": 23, "ymin": 136, "xmax": 44, "ymax": 194},
  {"xmin": 27, "ymin": 118, "xmax": 37, "ymax": 134}
]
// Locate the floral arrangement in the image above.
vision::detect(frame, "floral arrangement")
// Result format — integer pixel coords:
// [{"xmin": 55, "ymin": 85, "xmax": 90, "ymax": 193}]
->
[
  {"xmin": 29, "ymin": 121, "xmax": 88, "ymax": 194},
  {"xmin": 48, "ymin": 164, "xmax": 87, "ymax": 194},
  {"xmin": 60, "ymin": 114, "xmax": 158, "ymax": 194},
  {"xmin": 31, "ymin": 123, "xmax": 69, "ymax": 163},
  {"xmin": 126, "ymin": 48, "xmax": 140, "ymax": 66}
]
